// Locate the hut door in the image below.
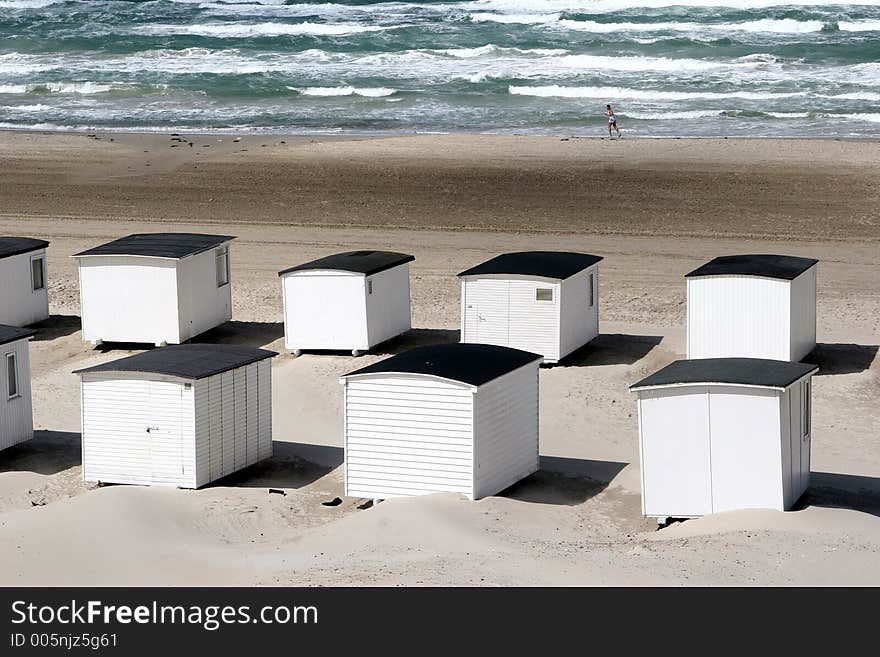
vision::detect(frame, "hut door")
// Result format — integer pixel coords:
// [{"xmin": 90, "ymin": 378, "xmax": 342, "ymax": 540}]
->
[
  {"xmin": 146, "ymin": 380, "xmax": 185, "ymax": 485},
  {"xmin": 467, "ymin": 280, "xmax": 510, "ymax": 346}
]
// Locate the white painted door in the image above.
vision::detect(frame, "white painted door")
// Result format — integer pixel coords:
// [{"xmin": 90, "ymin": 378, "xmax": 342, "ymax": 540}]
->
[
  {"xmin": 464, "ymin": 280, "xmax": 509, "ymax": 346},
  {"xmin": 146, "ymin": 380, "xmax": 184, "ymax": 485},
  {"xmin": 639, "ymin": 389, "xmax": 712, "ymax": 518}
]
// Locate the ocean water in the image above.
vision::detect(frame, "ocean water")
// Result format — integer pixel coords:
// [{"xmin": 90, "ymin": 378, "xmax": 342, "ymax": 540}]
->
[{"xmin": 1, "ymin": 0, "xmax": 879, "ymax": 136}]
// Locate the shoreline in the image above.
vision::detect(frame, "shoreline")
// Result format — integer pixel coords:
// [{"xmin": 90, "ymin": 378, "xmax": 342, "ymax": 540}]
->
[{"xmin": 2, "ymin": 126, "xmax": 880, "ymax": 143}]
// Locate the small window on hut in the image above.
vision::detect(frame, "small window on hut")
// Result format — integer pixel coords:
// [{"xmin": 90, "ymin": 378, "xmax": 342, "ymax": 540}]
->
[
  {"xmin": 803, "ymin": 380, "xmax": 811, "ymax": 438},
  {"xmin": 6, "ymin": 353, "xmax": 18, "ymax": 399},
  {"xmin": 31, "ymin": 256, "xmax": 45, "ymax": 292},
  {"xmin": 536, "ymin": 288, "xmax": 553, "ymax": 302},
  {"xmin": 367, "ymin": 280, "xmax": 373, "ymax": 295},
  {"xmin": 216, "ymin": 246, "xmax": 230, "ymax": 287},
  {"xmin": 588, "ymin": 273, "xmax": 594, "ymax": 307}
]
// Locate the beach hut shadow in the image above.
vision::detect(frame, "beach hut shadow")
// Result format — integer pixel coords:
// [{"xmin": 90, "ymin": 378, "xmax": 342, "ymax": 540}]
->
[
  {"xmin": 373, "ymin": 328, "xmax": 460, "ymax": 355},
  {"xmin": 499, "ymin": 456, "xmax": 628, "ymax": 506},
  {"xmin": 556, "ymin": 333, "xmax": 663, "ymax": 368},
  {"xmin": 214, "ymin": 441, "xmax": 343, "ymax": 490},
  {"xmin": 0, "ymin": 430, "xmax": 81, "ymax": 475},
  {"xmin": 28, "ymin": 315, "xmax": 81, "ymax": 341},
  {"xmin": 192, "ymin": 321, "xmax": 285, "ymax": 350},
  {"xmin": 797, "ymin": 472, "xmax": 880, "ymax": 518},
  {"xmin": 803, "ymin": 343, "xmax": 878, "ymax": 375}
]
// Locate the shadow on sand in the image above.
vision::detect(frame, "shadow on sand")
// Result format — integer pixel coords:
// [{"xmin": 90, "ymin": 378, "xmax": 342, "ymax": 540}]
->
[
  {"xmin": 555, "ymin": 333, "xmax": 663, "ymax": 368},
  {"xmin": 211, "ymin": 442, "xmax": 343, "ymax": 490},
  {"xmin": 193, "ymin": 321, "xmax": 285, "ymax": 350},
  {"xmin": 285, "ymin": 328, "xmax": 460, "ymax": 358},
  {"xmin": 797, "ymin": 471, "xmax": 880, "ymax": 519},
  {"xmin": 499, "ymin": 456, "xmax": 628, "ymax": 506},
  {"xmin": 28, "ymin": 315, "xmax": 81, "ymax": 341},
  {"xmin": 804, "ymin": 343, "xmax": 878, "ymax": 376},
  {"xmin": 0, "ymin": 430, "xmax": 81, "ymax": 475}
]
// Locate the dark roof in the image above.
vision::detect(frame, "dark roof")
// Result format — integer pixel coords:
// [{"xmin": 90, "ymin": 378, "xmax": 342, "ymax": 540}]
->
[
  {"xmin": 630, "ymin": 358, "xmax": 818, "ymax": 391},
  {"xmin": 278, "ymin": 251, "xmax": 415, "ymax": 277},
  {"xmin": 0, "ymin": 325, "xmax": 37, "ymax": 347},
  {"xmin": 73, "ymin": 233, "xmax": 234, "ymax": 259},
  {"xmin": 458, "ymin": 251, "xmax": 603, "ymax": 280},
  {"xmin": 685, "ymin": 254, "xmax": 818, "ymax": 280},
  {"xmin": 343, "ymin": 343, "xmax": 542, "ymax": 387},
  {"xmin": 74, "ymin": 344, "xmax": 276, "ymax": 380},
  {"xmin": 0, "ymin": 237, "xmax": 49, "ymax": 260}
]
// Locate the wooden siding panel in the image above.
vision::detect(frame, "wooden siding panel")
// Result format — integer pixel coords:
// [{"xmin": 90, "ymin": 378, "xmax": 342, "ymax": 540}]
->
[
  {"xmin": 258, "ymin": 360, "xmax": 273, "ymax": 460},
  {"xmin": 233, "ymin": 368, "xmax": 247, "ymax": 470},
  {"xmin": 0, "ymin": 251, "xmax": 49, "ymax": 327},
  {"xmin": 472, "ymin": 364, "xmax": 540, "ymax": 499},
  {"xmin": 220, "ymin": 372, "xmax": 234, "ymax": 476},
  {"xmin": 345, "ymin": 377, "xmax": 473, "ymax": 499},
  {"xmin": 0, "ymin": 339, "xmax": 34, "ymax": 451},
  {"xmin": 687, "ymin": 275, "xmax": 791, "ymax": 360}
]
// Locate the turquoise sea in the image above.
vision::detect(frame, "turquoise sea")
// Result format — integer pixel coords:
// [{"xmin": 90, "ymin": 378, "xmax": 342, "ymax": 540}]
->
[{"xmin": 1, "ymin": 0, "xmax": 879, "ymax": 136}]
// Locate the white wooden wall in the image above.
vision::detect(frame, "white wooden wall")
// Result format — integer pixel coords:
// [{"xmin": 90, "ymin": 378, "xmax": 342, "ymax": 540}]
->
[
  {"xmin": 637, "ymin": 382, "xmax": 810, "ymax": 518},
  {"xmin": 282, "ymin": 271, "xmax": 368, "ymax": 350},
  {"xmin": 559, "ymin": 266, "xmax": 600, "ymax": 360},
  {"xmin": 708, "ymin": 386, "xmax": 783, "ymax": 513},
  {"xmin": 637, "ymin": 387, "xmax": 712, "ymax": 518},
  {"xmin": 687, "ymin": 275, "xmax": 792, "ymax": 360},
  {"xmin": 81, "ymin": 361, "xmax": 272, "ymax": 488},
  {"xmin": 472, "ymin": 362, "xmax": 540, "ymax": 499},
  {"xmin": 193, "ymin": 359, "xmax": 272, "ymax": 487},
  {"xmin": 461, "ymin": 275, "xmax": 562, "ymax": 361},
  {"xmin": 78, "ymin": 256, "xmax": 181, "ymax": 345},
  {"xmin": 789, "ymin": 267, "xmax": 817, "ymax": 361},
  {"xmin": 81, "ymin": 372, "xmax": 196, "ymax": 487},
  {"xmin": 0, "ymin": 250, "xmax": 49, "ymax": 327},
  {"xmin": 176, "ymin": 246, "xmax": 233, "ymax": 343},
  {"xmin": 0, "ymin": 338, "xmax": 34, "ymax": 451},
  {"xmin": 343, "ymin": 374, "xmax": 475, "ymax": 499},
  {"xmin": 364, "ymin": 264, "xmax": 412, "ymax": 349},
  {"xmin": 780, "ymin": 380, "xmax": 811, "ymax": 508}
]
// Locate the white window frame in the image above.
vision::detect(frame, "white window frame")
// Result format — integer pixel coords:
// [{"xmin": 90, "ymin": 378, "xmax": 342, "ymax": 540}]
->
[
  {"xmin": 31, "ymin": 254, "xmax": 45, "ymax": 292},
  {"xmin": 536, "ymin": 288, "xmax": 553, "ymax": 302},
  {"xmin": 215, "ymin": 245, "xmax": 230, "ymax": 288},
  {"xmin": 6, "ymin": 352, "xmax": 19, "ymax": 400}
]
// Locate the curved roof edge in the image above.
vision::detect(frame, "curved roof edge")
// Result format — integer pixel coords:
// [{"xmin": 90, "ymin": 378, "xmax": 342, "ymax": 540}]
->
[
  {"xmin": 685, "ymin": 254, "xmax": 818, "ymax": 280},
  {"xmin": 458, "ymin": 251, "xmax": 603, "ymax": 280},
  {"xmin": 630, "ymin": 358, "xmax": 819, "ymax": 391},
  {"xmin": 279, "ymin": 251, "xmax": 414, "ymax": 277},
  {"xmin": 342, "ymin": 343, "xmax": 543, "ymax": 387}
]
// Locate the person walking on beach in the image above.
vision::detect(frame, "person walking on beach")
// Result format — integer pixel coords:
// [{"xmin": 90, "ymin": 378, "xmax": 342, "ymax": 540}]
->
[{"xmin": 606, "ymin": 104, "xmax": 621, "ymax": 139}]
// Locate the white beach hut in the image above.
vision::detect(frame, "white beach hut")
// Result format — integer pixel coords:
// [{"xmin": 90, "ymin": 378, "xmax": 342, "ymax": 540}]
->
[
  {"xmin": 340, "ymin": 343, "xmax": 543, "ymax": 501},
  {"xmin": 278, "ymin": 250, "xmax": 415, "ymax": 356},
  {"xmin": 458, "ymin": 251, "xmax": 603, "ymax": 364},
  {"xmin": 75, "ymin": 343, "xmax": 275, "ymax": 488},
  {"xmin": 0, "ymin": 325, "xmax": 36, "ymax": 452},
  {"xmin": 686, "ymin": 254, "xmax": 818, "ymax": 361},
  {"xmin": 630, "ymin": 358, "xmax": 818, "ymax": 522},
  {"xmin": 73, "ymin": 233, "xmax": 235, "ymax": 347},
  {"xmin": 0, "ymin": 237, "xmax": 50, "ymax": 327}
]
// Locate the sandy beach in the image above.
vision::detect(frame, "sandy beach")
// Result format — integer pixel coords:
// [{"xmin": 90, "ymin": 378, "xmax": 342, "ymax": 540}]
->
[{"xmin": 0, "ymin": 131, "xmax": 878, "ymax": 585}]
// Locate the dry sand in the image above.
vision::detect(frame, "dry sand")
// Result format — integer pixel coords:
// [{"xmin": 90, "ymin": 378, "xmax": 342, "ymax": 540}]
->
[{"xmin": 0, "ymin": 132, "xmax": 878, "ymax": 586}]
